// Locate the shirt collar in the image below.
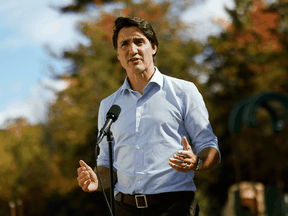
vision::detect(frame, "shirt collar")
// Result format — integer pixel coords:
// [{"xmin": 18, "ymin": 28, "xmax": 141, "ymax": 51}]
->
[
  {"xmin": 148, "ymin": 67, "xmax": 163, "ymax": 88},
  {"xmin": 120, "ymin": 67, "xmax": 163, "ymax": 94},
  {"xmin": 120, "ymin": 76, "xmax": 132, "ymax": 93}
]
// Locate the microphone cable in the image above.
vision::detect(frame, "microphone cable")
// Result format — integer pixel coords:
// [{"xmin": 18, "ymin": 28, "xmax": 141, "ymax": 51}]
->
[
  {"xmin": 95, "ymin": 145, "xmax": 114, "ymax": 216},
  {"xmin": 94, "ymin": 104, "xmax": 121, "ymax": 216}
]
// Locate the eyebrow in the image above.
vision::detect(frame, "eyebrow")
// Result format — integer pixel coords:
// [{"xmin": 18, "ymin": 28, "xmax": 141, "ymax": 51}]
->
[
  {"xmin": 134, "ymin": 38, "xmax": 145, "ymax": 42},
  {"xmin": 119, "ymin": 39, "xmax": 129, "ymax": 46},
  {"xmin": 119, "ymin": 36, "xmax": 145, "ymax": 45}
]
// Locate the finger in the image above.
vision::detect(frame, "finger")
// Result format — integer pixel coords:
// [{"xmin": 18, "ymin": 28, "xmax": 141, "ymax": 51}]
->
[
  {"xmin": 169, "ymin": 161, "xmax": 188, "ymax": 173},
  {"xmin": 78, "ymin": 176, "xmax": 86, "ymax": 188},
  {"xmin": 77, "ymin": 170, "xmax": 89, "ymax": 183},
  {"xmin": 182, "ymin": 137, "xmax": 191, "ymax": 151},
  {"xmin": 80, "ymin": 170, "xmax": 90, "ymax": 179},
  {"xmin": 172, "ymin": 154, "xmax": 188, "ymax": 163},
  {"xmin": 169, "ymin": 158, "xmax": 187, "ymax": 167},
  {"xmin": 82, "ymin": 179, "xmax": 91, "ymax": 191},
  {"xmin": 80, "ymin": 160, "xmax": 92, "ymax": 171},
  {"xmin": 77, "ymin": 171, "xmax": 89, "ymax": 183},
  {"xmin": 77, "ymin": 167, "xmax": 86, "ymax": 175}
]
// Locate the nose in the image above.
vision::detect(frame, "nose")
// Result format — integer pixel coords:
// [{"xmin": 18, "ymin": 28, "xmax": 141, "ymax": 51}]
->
[{"xmin": 128, "ymin": 43, "xmax": 137, "ymax": 55}]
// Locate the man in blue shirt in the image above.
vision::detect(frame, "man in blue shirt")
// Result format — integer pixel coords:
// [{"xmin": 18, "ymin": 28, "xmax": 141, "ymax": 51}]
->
[{"xmin": 77, "ymin": 17, "xmax": 220, "ymax": 216}]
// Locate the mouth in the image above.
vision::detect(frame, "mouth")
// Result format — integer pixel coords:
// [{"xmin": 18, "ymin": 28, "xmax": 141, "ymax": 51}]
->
[{"xmin": 129, "ymin": 58, "xmax": 141, "ymax": 62}]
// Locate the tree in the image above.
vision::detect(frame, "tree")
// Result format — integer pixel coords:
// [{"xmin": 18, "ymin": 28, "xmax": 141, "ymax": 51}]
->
[
  {"xmin": 58, "ymin": 0, "xmax": 121, "ymax": 13},
  {"xmin": 204, "ymin": 0, "xmax": 288, "ymax": 98},
  {"xmin": 56, "ymin": 0, "xmax": 206, "ymax": 15},
  {"xmin": 200, "ymin": 0, "xmax": 288, "ymax": 211},
  {"xmin": 0, "ymin": 116, "xmax": 85, "ymax": 215}
]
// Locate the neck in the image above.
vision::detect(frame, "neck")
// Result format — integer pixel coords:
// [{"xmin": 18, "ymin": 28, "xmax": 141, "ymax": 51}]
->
[{"xmin": 127, "ymin": 66, "xmax": 155, "ymax": 95}]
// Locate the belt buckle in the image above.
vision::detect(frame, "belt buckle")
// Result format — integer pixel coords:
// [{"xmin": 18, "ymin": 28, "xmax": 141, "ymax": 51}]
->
[{"xmin": 135, "ymin": 195, "xmax": 148, "ymax": 208}]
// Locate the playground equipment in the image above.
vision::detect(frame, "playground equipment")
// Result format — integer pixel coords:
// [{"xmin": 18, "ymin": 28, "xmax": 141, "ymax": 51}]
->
[{"xmin": 225, "ymin": 92, "xmax": 288, "ymax": 216}]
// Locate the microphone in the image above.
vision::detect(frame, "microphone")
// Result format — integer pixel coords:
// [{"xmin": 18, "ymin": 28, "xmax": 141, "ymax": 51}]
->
[{"xmin": 96, "ymin": 105, "xmax": 121, "ymax": 145}]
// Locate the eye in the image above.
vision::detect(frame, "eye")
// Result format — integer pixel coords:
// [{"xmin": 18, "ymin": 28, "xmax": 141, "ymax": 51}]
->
[
  {"xmin": 136, "ymin": 40, "xmax": 143, "ymax": 45},
  {"xmin": 121, "ymin": 42, "xmax": 127, "ymax": 47}
]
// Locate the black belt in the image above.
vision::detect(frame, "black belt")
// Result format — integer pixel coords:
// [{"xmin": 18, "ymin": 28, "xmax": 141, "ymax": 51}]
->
[{"xmin": 115, "ymin": 191, "xmax": 195, "ymax": 208}]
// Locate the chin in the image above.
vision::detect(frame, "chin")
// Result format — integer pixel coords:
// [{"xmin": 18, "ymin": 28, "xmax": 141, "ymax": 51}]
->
[
  {"xmin": 133, "ymin": 69, "xmax": 145, "ymax": 74},
  {"xmin": 130, "ymin": 66, "xmax": 145, "ymax": 74}
]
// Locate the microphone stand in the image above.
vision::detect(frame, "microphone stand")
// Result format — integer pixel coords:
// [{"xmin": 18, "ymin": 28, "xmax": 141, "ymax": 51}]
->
[
  {"xmin": 95, "ymin": 104, "xmax": 121, "ymax": 216},
  {"xmin": 106, "ymin": 130, "xmax": 115, "ymax": 216}
]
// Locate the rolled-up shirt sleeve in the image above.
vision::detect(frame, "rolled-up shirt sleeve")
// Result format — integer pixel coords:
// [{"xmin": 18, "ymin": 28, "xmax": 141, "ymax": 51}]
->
[{"xmin": 183, "ymin": 82, "xmax": 221, "ymax": 162}]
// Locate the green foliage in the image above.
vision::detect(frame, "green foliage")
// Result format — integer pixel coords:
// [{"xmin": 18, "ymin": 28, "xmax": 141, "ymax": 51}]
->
[{"xmin": 0, "ymin": 120, "xmax": 50, "ymax": 199}]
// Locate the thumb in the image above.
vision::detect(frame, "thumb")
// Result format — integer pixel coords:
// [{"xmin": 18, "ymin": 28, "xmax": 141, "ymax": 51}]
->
[{"xmin": 182, "ymin": 137, "xmax": 192, "ymax": 151}]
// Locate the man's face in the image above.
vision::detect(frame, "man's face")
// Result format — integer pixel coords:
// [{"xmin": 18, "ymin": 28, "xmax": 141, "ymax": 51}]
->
[{"xmin": 117, "ymin": 26, "xmax": 157, "ymax": 75}]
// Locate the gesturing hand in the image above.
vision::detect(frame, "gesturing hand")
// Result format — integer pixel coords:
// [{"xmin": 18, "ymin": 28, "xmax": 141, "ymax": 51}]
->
[
  {"xmin": 77, "ymin": 160, "xmax": 98, "ymax": 192},
  {"xmin": 169, "ymin": 137, "xmax": 199, "ymax": 172}
]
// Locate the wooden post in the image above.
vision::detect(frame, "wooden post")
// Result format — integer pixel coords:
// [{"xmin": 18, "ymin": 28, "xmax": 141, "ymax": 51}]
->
[
  {"xmin": 16, "ymin": 199, "xmax": 23, "ymax": 216},
  {"xmin": 9, "ymin": 201, "xmax": 16, "ymax": 216}
]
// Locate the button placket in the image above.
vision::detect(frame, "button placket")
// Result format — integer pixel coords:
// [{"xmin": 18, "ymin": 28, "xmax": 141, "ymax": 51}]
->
[
  {"xmin": 135, "ymin": 99, "xmax": 143, "ymax": 134},
  {"xmin": 135, "ymin": 146, "xmax": 142, "ymax": 170}
]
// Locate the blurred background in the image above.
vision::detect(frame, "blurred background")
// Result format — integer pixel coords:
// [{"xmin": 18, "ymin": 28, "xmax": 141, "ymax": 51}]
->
[{"xmin": 1, "ymin": 0, "xmax": 288, "ymax": 215}]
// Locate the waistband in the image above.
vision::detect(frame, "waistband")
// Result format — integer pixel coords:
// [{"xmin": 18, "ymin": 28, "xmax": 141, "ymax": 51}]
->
[{"xmin": 115, "ymin": 191, "xmax": 195, "ymax": 208}]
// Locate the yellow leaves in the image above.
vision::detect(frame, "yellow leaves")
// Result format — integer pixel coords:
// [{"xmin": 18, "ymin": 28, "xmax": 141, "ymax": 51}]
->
[
  {"xmin": 0, "ymin": 169, "xmax": 18, "ymax": 199},
  {"xmin": 0, "ymin": 132, "xmax": 13, "ymax": 167},
  {"xmin": 67, "ymin": 106, "xmax": 81, "ymax": 116},
  {"xmin": 47, "ymin": 157, "xmax": 78, "ymax": 195},
  {"xmin": 253, "ymin": 64, "xmax": 286, "ymax": 90},
  {"xmin": 0, "ymin": 122, "xmax": 58, "ymax": 199}
]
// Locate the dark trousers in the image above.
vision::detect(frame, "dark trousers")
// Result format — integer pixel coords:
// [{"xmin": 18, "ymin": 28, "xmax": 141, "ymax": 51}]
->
[{"xmin": 115, "ymin": 193, "xmax": 200, "ymax": 216}]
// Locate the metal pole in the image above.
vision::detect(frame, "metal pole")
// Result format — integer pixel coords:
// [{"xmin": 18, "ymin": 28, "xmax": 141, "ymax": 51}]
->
[
  {"xmin": 247, "ymin": 129, "xmax": 259, "ymax": 216},
  {"xmin": 107, "ymin": 130, "xmax": 115, "ymax": 216},
  {"xmin": 274, "ymin": 132, "xmax": 285, "ymax": 216},
  {"xmin": 231, "ymin": 133, "xmax": 242, "ymax": 216}
]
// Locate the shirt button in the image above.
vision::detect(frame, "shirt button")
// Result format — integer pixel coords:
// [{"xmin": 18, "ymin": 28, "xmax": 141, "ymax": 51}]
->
[
  {"xmin": 139, "ymin": 114, "xmax": 141, "ymax": 118},
  {"xmin": 138, "ymin": 165, "xmax": 141, "ymax": 168},
  {"xmin": 138, "ymin": 181, "xmax": 141, "ymax": 184},
  {"xmin": 139, "ymin": 99, "xmax": 142, "ymax": 102},
  {"xmin": 138, "ymin": 130, "xmax": 141, "ymax": 133},
  {"xmin": 137, "ymin": 147, "xmax": 140, "ymax": 150}
]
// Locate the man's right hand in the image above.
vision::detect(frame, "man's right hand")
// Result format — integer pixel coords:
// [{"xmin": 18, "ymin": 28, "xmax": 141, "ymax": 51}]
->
[{"xmin": 77, "ymin": 160, "xmax": 98, "ymax": 192}]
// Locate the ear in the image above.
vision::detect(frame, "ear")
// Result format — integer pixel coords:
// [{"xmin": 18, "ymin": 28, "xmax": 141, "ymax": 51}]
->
[
  {"xmin": 152, "ymin": 44, "xmax": 157, "ymax": 55},
  {"xmin": 117, "ymin": 50, "xmax": 120, "ymax": 60}
]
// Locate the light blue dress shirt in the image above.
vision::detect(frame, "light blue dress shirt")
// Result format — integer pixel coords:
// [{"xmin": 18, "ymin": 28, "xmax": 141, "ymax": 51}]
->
[{"xmin": 97, "ymin": 67, "xmax": 220, "ymax": 196}]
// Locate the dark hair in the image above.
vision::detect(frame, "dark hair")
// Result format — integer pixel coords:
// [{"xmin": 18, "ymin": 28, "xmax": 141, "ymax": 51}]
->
[{"xmin": 113, "ymin": 17, "xmax": 158, "ymax": 56}]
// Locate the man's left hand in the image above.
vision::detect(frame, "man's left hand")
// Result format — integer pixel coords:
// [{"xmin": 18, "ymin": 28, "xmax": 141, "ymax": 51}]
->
[{"xmin": 169, "ymin": 137, "xmax": 198, "ymax": 172}]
